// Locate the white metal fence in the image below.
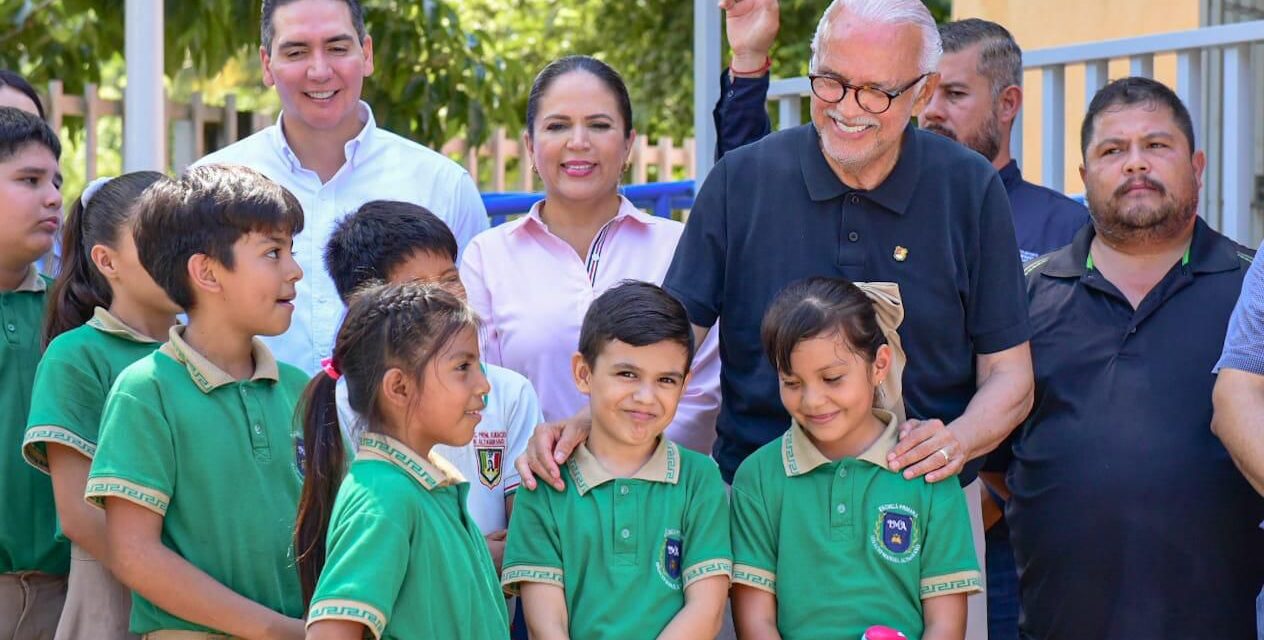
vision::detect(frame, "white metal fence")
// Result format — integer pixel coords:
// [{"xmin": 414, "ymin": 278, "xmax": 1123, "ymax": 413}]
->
[{"xmin": 766, "ymin": 20, "xmax": 1264, "ymax": 246}]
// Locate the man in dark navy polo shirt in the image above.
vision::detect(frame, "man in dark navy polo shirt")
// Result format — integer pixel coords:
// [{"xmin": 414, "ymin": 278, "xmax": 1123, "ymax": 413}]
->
[
  {"xmin": 1010, "ymin": 77, "xmax": 1264, "ymax": 639},
  {"xmin": 920, "ymin": 19, "xmax": 1089, "ymax": 262},
  {"xmin": 666, "ymin": 0, "xmax": 1035, "ymax": 488}
]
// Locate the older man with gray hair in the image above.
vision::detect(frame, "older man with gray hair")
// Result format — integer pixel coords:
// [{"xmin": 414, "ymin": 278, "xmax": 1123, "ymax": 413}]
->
[{"xmin": 662, "ymin": 0, "xmax": 1033, "ymax": 635}]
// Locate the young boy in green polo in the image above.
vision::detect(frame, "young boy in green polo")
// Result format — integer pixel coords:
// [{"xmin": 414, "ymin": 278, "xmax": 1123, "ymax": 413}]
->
[
  {"xmin": 0, "ymin": 107, "xmax": 70, "ymax": 639},
  {"xmin": 85, "ymin": 164, "xmax": 309, "ymax": 638},
  {"xmin": 502, "ymin": 281, "xmax": 731, "ymax": 640}
]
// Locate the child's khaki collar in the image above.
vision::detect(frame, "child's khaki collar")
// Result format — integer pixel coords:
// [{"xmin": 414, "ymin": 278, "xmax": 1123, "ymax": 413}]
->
[
  {"xmin": 781, "ymin": 409, "xmax": 900, "ymax": 476},
  {"xmin": 158, "ymin": 325, "xmax": 279, "ymax": 393},
  {"xmin": 568, "ymin": 438, "xmax": 681, "ymax": 496}
]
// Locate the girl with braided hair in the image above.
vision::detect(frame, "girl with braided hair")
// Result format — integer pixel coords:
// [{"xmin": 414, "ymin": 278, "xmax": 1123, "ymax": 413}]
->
[{"xmin": 296, "ymin": 282, "xmax": 508, "ymax": 640}]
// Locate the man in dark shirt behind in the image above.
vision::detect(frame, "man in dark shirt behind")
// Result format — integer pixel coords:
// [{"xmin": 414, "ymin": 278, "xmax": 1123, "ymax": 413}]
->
[{"xmin": 1013, "ymin": 77, "xmax": 1263, "ymax": 639}]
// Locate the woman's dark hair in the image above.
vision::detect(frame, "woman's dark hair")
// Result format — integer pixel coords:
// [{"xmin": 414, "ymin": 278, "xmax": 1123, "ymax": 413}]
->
[
  {"xmin": 294, "ymin": 281, "xmax": 480, "ymax": 606},
  {"xmin": 760, "ymin": 277, "xmax": 887, "ymax": 375},
  {"xmin": 0, "ymin": 70, "xmax": 45, "ymax": 119},
  {"xmin": 525, "ymin": 55, "xmax": 633, "ymax": 139},
  {"xmin": 42, "ymin": 172, "xmax": 167, "ymax": 346}
]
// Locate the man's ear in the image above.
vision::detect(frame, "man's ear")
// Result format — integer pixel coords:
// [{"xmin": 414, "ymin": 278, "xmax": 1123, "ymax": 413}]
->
[
  {"xmin": 572, "ymin": 352, "xmax": 593, "ymax": 396},
  {"xmin": 260, "ymin": 46, "xmax": 276, "ymax": 87},
  {"xmin": 186, "ymin": 253, "xmax": 222, "ymax": 297},
  {"xmin": 361, "ymin": 35, "xmax": 374, "ymax": 77},
  {"xmin": 997, "ymin": 84, "xmax": 1022, "ymax": 129}
]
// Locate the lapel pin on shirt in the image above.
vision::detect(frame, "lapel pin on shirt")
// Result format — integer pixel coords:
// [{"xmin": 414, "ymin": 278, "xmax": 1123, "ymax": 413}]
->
[{"xmin": 893, "ymin": 246, "xmax": 909, "ymax": 262}]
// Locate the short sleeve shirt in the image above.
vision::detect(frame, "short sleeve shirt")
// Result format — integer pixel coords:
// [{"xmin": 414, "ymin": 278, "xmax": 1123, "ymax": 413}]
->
[
  {"xmin": 194, "ymin": 102, "xmax": 489, "ymax": 374},
  {"xmin": 461, "ymin": 196, "xmax": 722, "ymax": 453},
  {"xmin": 502, "ymin": 439, "xmax": 732, "ymax": 639},
  {"xmin": 730, "ymin": 410, "xmax": 980, "ymax": 640},
  {"xmin": 336, "ymin": 363, "xmax": 542, "ymax": 534},
  {"xmin": 23, "ymin": 308, "xmax": 163, "ymax": 541},
  {"xmin": 1010, "ymin": 220, "xmax": 1264, "ymax": 638},
  {"xmin": 1216, "ymin": 236, "xmax": 1264, "ymax": 374},
  {"xmin": 308, "ymin": 433, "xmax": 509, "ymax": 640},
  {"xmin": 0, "ymin": 268, "xmax": 67, "ymax": 575},
  {"xmin": 86, "ymin": 326, "xmax": 308, "ymax": 634},
  {"xmin": 664, "ymin": 123, "xmax": 1030, "ymax": 481}
]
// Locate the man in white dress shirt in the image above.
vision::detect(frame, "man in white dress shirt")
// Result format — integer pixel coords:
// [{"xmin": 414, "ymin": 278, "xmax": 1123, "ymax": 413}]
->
[{"xmin": 196, "ymin": 0, "xmax": 488, "ymax": 373}]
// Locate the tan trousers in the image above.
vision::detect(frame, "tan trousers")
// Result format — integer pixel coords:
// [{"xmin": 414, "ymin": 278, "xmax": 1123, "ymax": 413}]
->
[
  {"xmin": 964, "ymin": 478, "xmax": 989, "ymax": 640},
  {"xmin": 52, "ymin": 544, "xmax": 137, "ymax": 640},
  {"xmin": 142, "ymin": 632, "xmax": 240, "ymax": 639},
  {"xmin": 0, "ymin": 571, "xmax": 68, "ymax": 640}
]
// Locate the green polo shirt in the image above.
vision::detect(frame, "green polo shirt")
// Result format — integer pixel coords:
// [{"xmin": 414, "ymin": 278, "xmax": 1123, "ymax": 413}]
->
[
  {"xmin": 730, "ymin": 409, "xmax": 981, "ymax": 640},
  {"xmin": 0, "ymin": 267, "xmax": 67, "ymax": 575},
  {"xmin": 86, "ymin": 325, "xmax": 307, "ymax": 635},
  {"xmin": 308, "ymin": 433, "xmax": 509, "ymax": 640},
  {"xmin": 24, "ymin": 308, "xmax": 162, "ymax": 471},
  {"xmin": 502, "ymin": 438, "xmax": 732, "ymax": 639}
]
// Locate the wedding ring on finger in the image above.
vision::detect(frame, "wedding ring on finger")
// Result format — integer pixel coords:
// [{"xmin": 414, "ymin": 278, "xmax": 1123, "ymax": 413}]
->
[{"xmin": 937, "ymin": 447, "xmax": 951, "ymax": 465}]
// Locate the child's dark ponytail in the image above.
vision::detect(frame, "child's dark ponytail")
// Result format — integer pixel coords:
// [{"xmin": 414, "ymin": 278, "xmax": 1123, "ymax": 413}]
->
[
  {"xmin": 294, "ymin": 281, "xmax": 479, "ymax": 607},
  {"xmin": 42, "ymin": 172, "xmax": 166, "ymax": 346},
  {"xmin": 294, "ymin": 371, "xmax": 345, "ymax": 607}
]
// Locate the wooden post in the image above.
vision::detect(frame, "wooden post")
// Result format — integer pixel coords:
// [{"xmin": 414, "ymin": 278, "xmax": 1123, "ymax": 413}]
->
[
  {"xmin": 657, "ymin": 137, "xmax": 673, "ymax": 182},
  {"xmin": 84, "ymin": 84, "xmax": 99, "ymax": 181},
  {"xmin": 490, "ymin": 128, "xmax": 507, "ymax": 192},
  {"xmin": 46, "ymin": 80, "xmax": 64, "ymax": 133},
  {"xmin": 518, "ymin": 134, "xmax": 533, "ymax": 192},
  {"xmin": 632, "ymin": 136, "xmax": 649, "ymax": 184},
  {"xmin": 684, "ymin": 138, "xmax": 697, "ymax": 180},
  {"xmin": 223, "ymin": 94, "xmax": 239, "ymax": 146},
  {"xmin": 190, "ymin": 92, "xmax": 207, "ymax": 160}
]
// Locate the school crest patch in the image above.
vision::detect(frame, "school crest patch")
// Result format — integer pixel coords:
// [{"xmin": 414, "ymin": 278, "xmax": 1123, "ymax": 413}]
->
[
  {"xmin": 870, "ymin": 503, "xmax": 921, "ymax": 563},
  {"xmin": 474, "ymin": 430, "xmax": 507, "ymax": 489},
  {"xmin": 656, "ymin": 529, "xmax": 684, "ymax": 589}
]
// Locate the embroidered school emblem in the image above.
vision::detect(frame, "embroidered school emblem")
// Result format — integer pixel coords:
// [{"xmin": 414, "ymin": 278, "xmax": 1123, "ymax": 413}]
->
[
  {"xmin": 870, "ymin": 503, "xmax": 922, "ymax": 563},
  {"xmin": 474, "ymin": 430, "xmax": 507, "ymax": 489},
  {"xmin": 656, "ymin": 529, "xmax": 684, "ymax": 589}
]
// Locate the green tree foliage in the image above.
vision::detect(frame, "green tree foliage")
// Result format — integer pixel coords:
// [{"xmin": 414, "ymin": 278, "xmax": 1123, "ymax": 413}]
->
[
  {"xmin": 0, "ymin": 0, "xmax": 518, "ymax": 146},
  {"xmin": 0, "ymin": 0, "xmax": 950, "ymax": 147}
]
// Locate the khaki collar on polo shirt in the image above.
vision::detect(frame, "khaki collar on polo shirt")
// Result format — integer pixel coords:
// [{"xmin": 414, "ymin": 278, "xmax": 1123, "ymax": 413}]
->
[
  {"xmin": 781, "ymin": 409, "xmax": 900, "ymax": 476},
  {"xmin": 87, "ymin": 307, "xmax": 161, "ymax": 344},
  {"xmin": 357, "ymin": 432, "xmax": 466, "ymax": 490},
  {"xmin": 13, "ymin": 265, "xmax": 46, "ymax": 293},
  {"xmin": 568, "ymin": 438, "xmax": 681, "ymax": 496},
  {"xmin": 158, "ymin": 325, "xmax": 279, "ymax": 393}
]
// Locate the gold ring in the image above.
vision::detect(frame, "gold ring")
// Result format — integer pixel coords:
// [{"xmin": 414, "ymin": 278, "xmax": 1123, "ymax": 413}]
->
[{"xmin": 938, "ymin": 448, "xmax": 951, "ymax": 464}]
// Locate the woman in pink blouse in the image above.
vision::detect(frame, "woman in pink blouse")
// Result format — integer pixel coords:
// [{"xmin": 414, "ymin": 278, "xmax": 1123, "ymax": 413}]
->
[{"xmin": 460, "ymin": 56, "xmax": 720, "ymax": 453}]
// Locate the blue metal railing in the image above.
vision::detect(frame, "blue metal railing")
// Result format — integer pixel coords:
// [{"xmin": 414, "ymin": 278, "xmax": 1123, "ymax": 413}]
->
[{"xmin": 482, "ymin": 180, "xmax": 697, "ymax": 226}]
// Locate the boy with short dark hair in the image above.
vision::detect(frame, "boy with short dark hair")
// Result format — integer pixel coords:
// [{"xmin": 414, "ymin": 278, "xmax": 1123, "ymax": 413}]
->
[
  {"xmin": 324, "ymin": 199, "xmax": 542, "ymax": 570},
  {"xmin": 86, "ymin": 164, "xmax": 309, "ymax": 638},
  {"xmin": 0, "ymin": 106, "xmax": 69, "ymax": 639},
  {"xmin": 502, "ymin": 281, "xmax": 732, "ymax": 640}
]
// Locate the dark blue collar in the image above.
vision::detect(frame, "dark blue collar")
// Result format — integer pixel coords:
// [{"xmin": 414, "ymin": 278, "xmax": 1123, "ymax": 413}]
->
[
  {"xmin": 798, "ymin": 121, "xmax": 921, "ymax": 216},
  {"xmin": 998, "ymin": 159, "xmax": 1022, "ymax": 189},
  {"xmin": 1041, "ymin": 217, "xmax": 1241, "ymax": 279}
]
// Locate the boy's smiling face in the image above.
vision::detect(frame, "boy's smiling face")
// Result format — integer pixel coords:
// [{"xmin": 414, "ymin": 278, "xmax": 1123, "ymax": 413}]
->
[
  {"xmin": 573, "ymin": 339, "xmax": 691, "ymax": 448},
  {"xmin": 386, "ymin": 250, "xmax": 465, "ymax": 301},
  {"xmin": 0, "ymin": 142, "xmax": 61, "ymax": 272},
  {"xmin": 207, "ymin": 230, "xmax": 303, "ymax": 337}
]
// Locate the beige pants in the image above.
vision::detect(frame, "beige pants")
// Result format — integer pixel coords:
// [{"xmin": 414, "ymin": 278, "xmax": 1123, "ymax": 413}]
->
[
  {"xmin": 964, "ymin": 478, "xmax": 989, "ymax": 640},
  {"xmin": 142, "ymin": 632, "xmax": 239, "ymax": 639},
  {"xmin": 0, "ymin": 571, "xmax": 68, "ymax": 640},
  {"xmin": 53, "ymin": 544, "xmax": 137, "ymax": 640}
]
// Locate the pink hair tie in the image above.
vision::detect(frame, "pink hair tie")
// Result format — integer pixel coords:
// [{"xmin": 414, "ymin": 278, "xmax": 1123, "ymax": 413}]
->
[{"xmin": 320, "ymin": 357, "xmax": 341, "ymax": 380}]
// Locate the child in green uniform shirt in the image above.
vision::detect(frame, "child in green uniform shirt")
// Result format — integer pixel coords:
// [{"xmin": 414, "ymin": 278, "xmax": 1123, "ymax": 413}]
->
[
  {"xmin": 22, "ymin": 171, "xmax": 173, "ymax": 640},
  {"xmin": 298, "ymin": 283, "xmax": 507, "ymax": 640},
  {"xmin": 0, "ymin": 107, "xmax": 68, "ymax": 640},
  {"xmin": 85, "ymin": 165, "xmax": 308, "ymax": 639},
  {"xmin": 502, "ymin": 281, "xmax": 732, "ymax": 640},
  {"xmin": 730, "ymin": 278, "xmax": 982, "ymax": 640}
]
